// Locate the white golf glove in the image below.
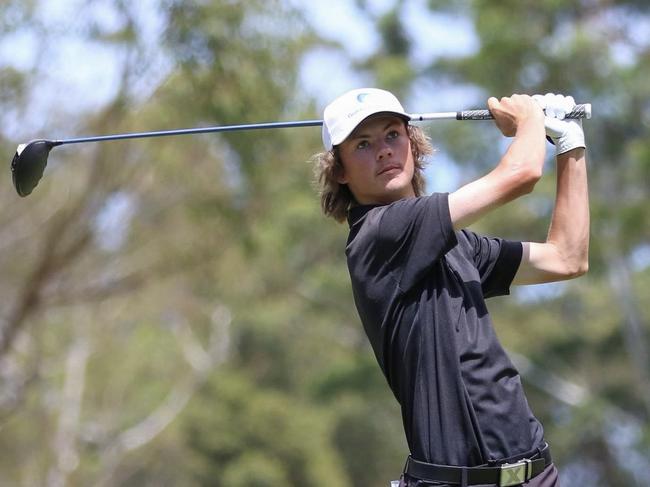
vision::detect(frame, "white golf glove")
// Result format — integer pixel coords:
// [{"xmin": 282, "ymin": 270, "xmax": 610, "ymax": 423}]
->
[{"xmin": 532, "ymin": 93, "xmax": 585, "ymax": 155}]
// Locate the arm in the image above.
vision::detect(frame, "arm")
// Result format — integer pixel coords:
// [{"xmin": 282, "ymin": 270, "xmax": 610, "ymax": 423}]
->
[
  {"xmin": 448, "ymin": 94, "xmax": 546, "ymax": 230},
  {"xmin": 513, "ymin": 147, "xmax": 589, "ymax": 284},
  {"xmin": 449, "ymin": 93, "xmax": 589, "ymax": 285}
]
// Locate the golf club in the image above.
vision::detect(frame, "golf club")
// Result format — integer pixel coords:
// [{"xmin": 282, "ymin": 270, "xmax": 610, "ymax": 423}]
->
[{"xmin": 10, "ymin": 103, "xmax": 591, "ymax": 197}]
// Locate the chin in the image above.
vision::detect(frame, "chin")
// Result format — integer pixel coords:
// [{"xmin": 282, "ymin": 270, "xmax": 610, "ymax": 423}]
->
[{"xmin": 385, "ymin": 177, "xmax": 413, "ymax": 196}]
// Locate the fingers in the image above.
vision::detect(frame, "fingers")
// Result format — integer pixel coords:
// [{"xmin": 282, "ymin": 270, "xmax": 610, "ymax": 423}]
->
[
  {"xmin": 489, "ymin": 94, "xmax": 536, "ymax": 116},
  {"xmin": 532, "ymin": 94, "xmax": 546, "ymax": 109},
  {"xmin": 547, "ymin": 94, "xmax": 565, "ymax": 119},
  {"xmin": 533, "ymin": 93, "xmax": 577, "ymax": 119},
  {"xmin": 529, "ymin": 93, "xmax": 585, "ymax": 154},
  {"xmin": 494, "ymin": 94, "xmax": 541, "ymax": 109},
  {"xmin": 489, "ymin": 92, "xmax": 583, "ymax": 155},
  {"xmin": 488, "ymin": 96, "xmax": 524, "ymax": 119},
  {"xmin": 488, "ymin": 94, "xmax": 543, "ymax": 135}
]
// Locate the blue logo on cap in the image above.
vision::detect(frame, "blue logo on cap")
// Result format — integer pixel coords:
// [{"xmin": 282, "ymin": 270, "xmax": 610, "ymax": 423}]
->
[{"xmin": 357, "ymin": 93, "xmax": 369, "ymax": 103}]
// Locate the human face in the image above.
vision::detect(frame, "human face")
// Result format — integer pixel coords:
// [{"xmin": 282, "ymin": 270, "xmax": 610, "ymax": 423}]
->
[{"xmin": 337, "ymin": 115, "xmax": 415, "ymax": 205}]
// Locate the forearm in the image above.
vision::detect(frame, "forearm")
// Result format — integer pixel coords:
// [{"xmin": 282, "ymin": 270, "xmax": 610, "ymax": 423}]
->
[
  {"xmin": 501, "ymin": 118, "xmax": 546, "ymax": 182},
  {"xmin": 449, "ymin": 118, "xmax": 545, "ymax": 230},
  {"xmin": 507, "ymin": 93, "xmax": 589, "ymax": 285},
  {"xmin": 546, "ymin": 147, "xmax": 589, "ymax": 275}
]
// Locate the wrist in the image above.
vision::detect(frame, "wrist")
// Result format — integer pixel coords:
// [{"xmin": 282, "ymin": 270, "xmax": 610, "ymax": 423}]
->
[
  {"xmin": 552, "ymin": 121, "xmax": 585, "ymax": 155},
  {"xmin": 515, "ymin": 117, "xmax": 546, "ymax": 142},
  {"xmin": 556, "ymin": 147, "xmax": 586, "ymax": 161}
]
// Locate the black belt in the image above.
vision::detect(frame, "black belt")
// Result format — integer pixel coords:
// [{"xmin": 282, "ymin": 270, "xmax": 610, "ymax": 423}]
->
[{"xmin": 404, "ymin": 444, "xmax": 552, "ymax": 486}]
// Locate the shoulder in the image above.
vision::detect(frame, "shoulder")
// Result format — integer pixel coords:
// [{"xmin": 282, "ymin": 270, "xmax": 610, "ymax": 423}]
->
[
  {"xmin": 379, "ymin": 193, "xmax": 450, "ymax": 228},
  {"xmin": 347, "ymin": 194, "xmax": 454, "ymax": 251}
]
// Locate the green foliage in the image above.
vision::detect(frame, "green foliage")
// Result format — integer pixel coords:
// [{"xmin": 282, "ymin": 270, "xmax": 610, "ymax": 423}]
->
[
  {"xmin": 1, "ymin": 1, "xmax": 649, "ymax": 486},
  {"xmin": 0, "ymin": 67, "xmax": 25, "ymax": 107},
  {"xmin": 185, "ymin": 372, "xmax": 348, "ymax": 487}
]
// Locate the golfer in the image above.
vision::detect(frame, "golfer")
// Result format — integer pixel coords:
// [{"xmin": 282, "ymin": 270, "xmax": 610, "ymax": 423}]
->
[{"xmin": 313, "ymin": 88, "xmax": 588, "ymax": 486}]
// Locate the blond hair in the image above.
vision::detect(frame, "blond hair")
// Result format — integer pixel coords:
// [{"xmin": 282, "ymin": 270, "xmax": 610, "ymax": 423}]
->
[{"xmin": 312, "ymin": 124, "xmax": 433, "ymax": 223}]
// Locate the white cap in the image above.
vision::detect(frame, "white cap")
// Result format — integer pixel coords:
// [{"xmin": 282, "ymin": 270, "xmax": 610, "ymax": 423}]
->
[{"xmin": 321, "ymin": 88, "xmax": 410, "ymax": 150}]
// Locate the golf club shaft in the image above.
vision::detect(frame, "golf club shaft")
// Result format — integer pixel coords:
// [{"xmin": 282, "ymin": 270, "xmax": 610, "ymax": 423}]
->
[
  {"xmin": 54, "ymin": 120, "xmax": 324, "ymax": 145},
  {"xmin": 50, "ymin": 104, "xmax": 591, "ymax": 146}
]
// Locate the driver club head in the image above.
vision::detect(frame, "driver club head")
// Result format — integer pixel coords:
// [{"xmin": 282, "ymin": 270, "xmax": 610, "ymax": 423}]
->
[{"xmin": 11, "ymin": 139, "xmax": 60, "ymax": 197}]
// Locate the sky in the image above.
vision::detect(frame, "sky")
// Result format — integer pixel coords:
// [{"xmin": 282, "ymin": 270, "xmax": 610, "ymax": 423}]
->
[
  {"xmin": 297, "ymin": 0, "xmax": 479, "ymax": 107},
  {"xmin": 0, "ymin": 0, "xmax": 479, "ymax": 123}
]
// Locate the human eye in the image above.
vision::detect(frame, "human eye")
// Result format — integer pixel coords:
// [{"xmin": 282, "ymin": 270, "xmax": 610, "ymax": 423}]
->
[{"xmin": 356, "ymin": 140, "xmax": 370, "ymax": 150}]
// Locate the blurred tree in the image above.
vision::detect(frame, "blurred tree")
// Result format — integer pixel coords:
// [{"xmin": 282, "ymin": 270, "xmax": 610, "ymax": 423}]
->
[
  {"xmin": 1, "ymin": 0, "xmax": 334, "ymax": 484},
  {"xmin": 157, "ymin": 2, "xmax": 408, "ymax": 485},
  {"xmin": 0, "ymin": 0, "xmax": 405, "ymax": 486},
  {"xmin": 3, "ymin": 1, "xmax": 648, "ymax": 486}
]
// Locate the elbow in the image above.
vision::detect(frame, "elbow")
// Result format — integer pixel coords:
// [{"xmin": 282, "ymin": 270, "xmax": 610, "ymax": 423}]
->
[
  {"xmin": 507, "ymin": 163, "xmax": 543, "ymax": 197},
  {"xmin": 567, "ymin": 243, "xmax": 590, "ymax": 279},
  {"xmin": 564, "ymin": 259, "xmax": 589, "ymax": 279},
  {"xmin": 500, "ymin": 151, "xmax": 544, "ymax": 192},
  {"xmin": 575, "ymin": 260, "xmax": 589, "ymax": 277},
  {"xmin": 520, "ymin": 168, "xmax": 543, "ymax": 194}
]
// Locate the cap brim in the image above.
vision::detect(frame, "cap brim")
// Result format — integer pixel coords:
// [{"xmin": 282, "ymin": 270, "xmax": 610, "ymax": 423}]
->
[{"xmin": 329, "ymin": 110, "xmax": 411, "ymax": 148}]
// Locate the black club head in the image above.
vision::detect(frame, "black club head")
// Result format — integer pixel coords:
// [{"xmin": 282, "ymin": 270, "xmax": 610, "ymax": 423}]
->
[{"xmin": 11, "ymin": 140, "xmax": 60, "ymax": 197}]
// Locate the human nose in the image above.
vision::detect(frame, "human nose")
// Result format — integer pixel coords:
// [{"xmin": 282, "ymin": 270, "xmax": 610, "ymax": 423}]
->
[{"xmin": 376, "ymin": 141, "xmax": 393, "ymax": 160}]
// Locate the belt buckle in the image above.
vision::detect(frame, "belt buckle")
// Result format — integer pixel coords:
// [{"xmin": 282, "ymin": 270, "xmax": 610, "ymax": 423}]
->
[{"xmin": 499, "ymin": 458, "xmax": 532, "ymax": 487}]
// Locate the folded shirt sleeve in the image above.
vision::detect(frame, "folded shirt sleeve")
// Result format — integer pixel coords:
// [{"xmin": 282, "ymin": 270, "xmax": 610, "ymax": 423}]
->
[{"xmin": 459, "ymin": 230, "xmax": 523, "ymax": 298}]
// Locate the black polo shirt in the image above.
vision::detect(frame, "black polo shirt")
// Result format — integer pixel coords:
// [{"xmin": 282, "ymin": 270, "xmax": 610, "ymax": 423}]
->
[{"xmin": 346, "ymin": 193, "xmax": 545, "ymax": 466}]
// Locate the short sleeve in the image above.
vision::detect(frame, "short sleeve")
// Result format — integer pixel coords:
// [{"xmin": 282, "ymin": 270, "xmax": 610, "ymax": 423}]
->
[
  {"xmin": 459, "ymin": 230, "xmax": 523, "ymax": 298},
  {"xmin": 378, "ymin": 193, "xmax": 458, "ymax": 293}
]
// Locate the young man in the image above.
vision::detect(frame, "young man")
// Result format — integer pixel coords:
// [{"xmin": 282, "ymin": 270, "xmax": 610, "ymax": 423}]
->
[{"xmin": 313, "ymin": 88, "xmax": 588, "ymax": 486}]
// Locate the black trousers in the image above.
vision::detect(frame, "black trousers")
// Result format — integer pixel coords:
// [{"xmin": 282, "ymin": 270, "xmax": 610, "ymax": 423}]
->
[{"xmin": 399, "ymin": 462, "xmax": 560, "ymax": 487}]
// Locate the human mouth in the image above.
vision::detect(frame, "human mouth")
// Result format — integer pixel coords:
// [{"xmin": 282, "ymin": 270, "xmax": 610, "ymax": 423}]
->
[{"xmin": 377, "ymin": 164, "xmax": 402, "ymax": 176}]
